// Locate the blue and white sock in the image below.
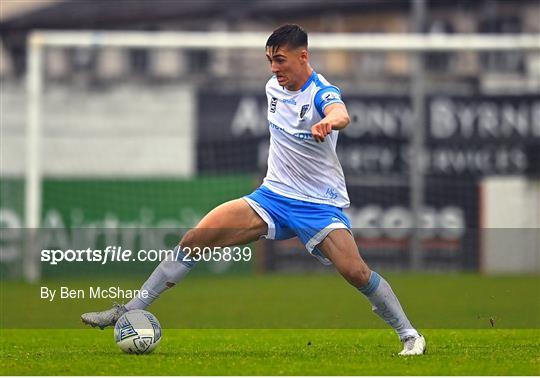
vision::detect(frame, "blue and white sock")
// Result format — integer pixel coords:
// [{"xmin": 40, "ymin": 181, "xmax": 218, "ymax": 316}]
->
[
  {"xmin": 125, "ymin": 246, "xmax": 195, "ymax": 310},
  {"xmin": 358, "ymin": 271, "xmax": 419, "ymax": 340}
]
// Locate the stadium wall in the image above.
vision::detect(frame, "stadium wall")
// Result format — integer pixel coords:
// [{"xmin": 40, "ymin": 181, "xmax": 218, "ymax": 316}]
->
[
  {"xmin": 480, "ymin": 176, "xmax": 540, "ymax": 273},
  {"xmin": 1, "ymin": 83, "xmax": 194, "ymax": 177}
]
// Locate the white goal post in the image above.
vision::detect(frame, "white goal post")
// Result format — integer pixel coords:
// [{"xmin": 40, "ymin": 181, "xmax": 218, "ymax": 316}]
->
[{"xmin": 23, "ymin": 31, "xmax": 540, "ymax": 281}]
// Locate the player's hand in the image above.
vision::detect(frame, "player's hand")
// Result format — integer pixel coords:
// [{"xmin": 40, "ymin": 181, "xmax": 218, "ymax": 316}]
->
[{"xmin": 311, "ymin": 121, "xmax": 333, "ymax": 143}]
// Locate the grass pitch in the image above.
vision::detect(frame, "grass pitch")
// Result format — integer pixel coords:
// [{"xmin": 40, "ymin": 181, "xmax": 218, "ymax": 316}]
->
[
  {"xmin": 1, "ymin": 329, "xmax": 539, "ymax": 375},
  {"xmin": 1, "ymin": 273, "xmax": 539, "ymax": 375}
]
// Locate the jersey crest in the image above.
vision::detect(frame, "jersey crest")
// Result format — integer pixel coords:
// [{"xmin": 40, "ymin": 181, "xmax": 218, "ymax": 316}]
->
[{"xmin": 299, "ymin": 104, "xmax": 310, "ymax": 119}]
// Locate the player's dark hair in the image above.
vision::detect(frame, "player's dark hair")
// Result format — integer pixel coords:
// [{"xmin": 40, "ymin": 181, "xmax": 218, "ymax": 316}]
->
[{"xmin": 266, "ymin": 24, "xmax": 308, "ymax": 53}]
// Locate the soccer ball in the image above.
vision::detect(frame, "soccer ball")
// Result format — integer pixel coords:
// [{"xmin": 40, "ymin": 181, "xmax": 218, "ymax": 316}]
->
[{"xmin": 114, "ymin": 310, "xmax": 162, "ymax": 354}]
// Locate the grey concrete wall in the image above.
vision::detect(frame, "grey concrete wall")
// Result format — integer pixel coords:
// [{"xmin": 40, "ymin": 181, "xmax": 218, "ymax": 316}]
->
[
  {"xmin": 1, "ymin": 83, "xmax": 194, "ymax": 177},
  {"xmin": 482, "ymin": 177, "xmax": 540, "ymax": 273}
]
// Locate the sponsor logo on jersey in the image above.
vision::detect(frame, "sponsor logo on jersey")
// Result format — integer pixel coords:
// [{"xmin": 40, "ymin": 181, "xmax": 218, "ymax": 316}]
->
[
  {"xmin": 293, "ymin": 132, "xmax": 312, "ymax": 140},
  {"xmin": 270, "ymin": 97, "xmax": 278, "ymax": 113},
  {"xmin": 281, "ymin": 98, "xmax": 296, "ymax": 105},
  {"xmin": 269, "ymin": 121, "xmax": 313, "ymax": 140},
  {"xmin": 268, "ymin": 121, "xmax": 285, "ymax": 132}
]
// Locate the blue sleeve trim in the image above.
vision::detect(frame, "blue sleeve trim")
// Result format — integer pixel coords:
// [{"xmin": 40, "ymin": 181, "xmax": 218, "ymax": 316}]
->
[{"xmin": 314, "ymin": 86, "xmax": 343, "ymax": 118}]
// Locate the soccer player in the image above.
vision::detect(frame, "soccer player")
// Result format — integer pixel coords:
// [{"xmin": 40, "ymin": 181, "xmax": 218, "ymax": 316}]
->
[{"xmin": 82, "ymin": 24, "xmax": 426, "ymax": 356}]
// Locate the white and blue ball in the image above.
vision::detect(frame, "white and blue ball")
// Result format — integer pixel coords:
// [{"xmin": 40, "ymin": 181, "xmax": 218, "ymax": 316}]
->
[{"xmin": 114, "ymin": 310, "xmax": 162, "ymax": 354}]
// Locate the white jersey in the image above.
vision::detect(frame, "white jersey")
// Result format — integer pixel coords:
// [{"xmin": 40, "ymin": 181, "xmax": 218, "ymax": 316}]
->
[{"xmin": 263, "ymin": 70, "xmax": 350, "ymax": 208}]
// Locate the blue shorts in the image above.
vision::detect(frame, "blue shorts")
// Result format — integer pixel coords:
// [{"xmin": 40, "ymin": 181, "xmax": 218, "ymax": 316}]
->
[{"xmin": 243, "ymin": 186, "xmax": 351, "ymax": 265}]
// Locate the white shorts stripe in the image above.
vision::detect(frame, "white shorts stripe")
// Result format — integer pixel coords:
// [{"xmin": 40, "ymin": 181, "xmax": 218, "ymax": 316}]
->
[{"xmin": 242, "ymin": 197, "xmax": 276, "ymax": 240}]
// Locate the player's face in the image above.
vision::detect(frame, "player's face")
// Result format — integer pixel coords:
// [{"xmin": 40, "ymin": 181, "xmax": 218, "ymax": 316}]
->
[{"xmin": 266, "ymin": 45, "xmax": 308, "ymax": 90}]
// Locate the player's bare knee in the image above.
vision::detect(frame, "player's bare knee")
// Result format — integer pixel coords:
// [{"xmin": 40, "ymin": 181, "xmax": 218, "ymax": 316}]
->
[
  {"xmin": 341, "ymin": 265, "xmax": 371, "ymax": 287},
  {"xmin": 357, "ymin": 267, "xmax": 372, "ymax": 286},
  {"xmin": 179, "ymin": 229, "xmax": 202, "ymax": 252}
]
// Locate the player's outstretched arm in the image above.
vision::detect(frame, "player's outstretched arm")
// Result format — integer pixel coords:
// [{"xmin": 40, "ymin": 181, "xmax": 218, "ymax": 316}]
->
[{"xmin": 311, "ymin": 103, "xmax": 350, "ymax": 142}]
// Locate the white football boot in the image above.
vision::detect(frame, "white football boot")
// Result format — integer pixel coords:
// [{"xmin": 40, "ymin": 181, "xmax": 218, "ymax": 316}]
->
[
  {"xmin": 81, "ymin": 303, "xmax": 127, "ymax": 329},
  {"xmin": 398, "ymin": 334, "xmax": 426, "ymax": 356}
]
